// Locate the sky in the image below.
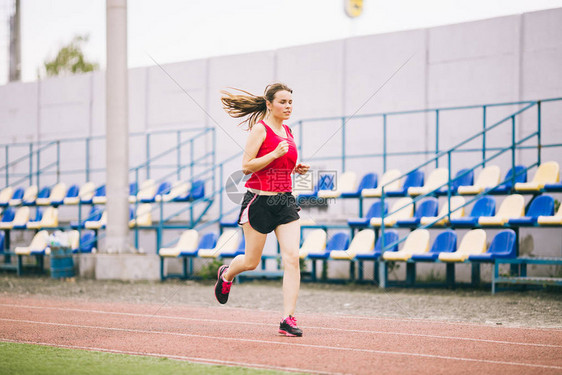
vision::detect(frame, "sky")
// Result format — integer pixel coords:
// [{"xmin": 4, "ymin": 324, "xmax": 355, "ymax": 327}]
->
[{"xmin": 1, "ymin": 0, "xmax": 562, "ymax": 85}]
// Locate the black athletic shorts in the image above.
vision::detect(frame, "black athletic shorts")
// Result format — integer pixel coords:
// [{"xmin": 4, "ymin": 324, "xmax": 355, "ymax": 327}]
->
[{"xmin": 237, "ymin": 191, "xmax": 301, "ymax": 234}]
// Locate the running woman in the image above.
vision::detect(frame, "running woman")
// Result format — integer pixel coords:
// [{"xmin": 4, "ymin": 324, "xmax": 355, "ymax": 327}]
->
[{"xmin": 216, "ymin": 83, "xmax": 309, "ymax": 337}]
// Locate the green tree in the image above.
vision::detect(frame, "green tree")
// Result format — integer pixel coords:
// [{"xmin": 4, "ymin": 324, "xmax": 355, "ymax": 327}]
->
[{"xmin": 40, "ymin": 35, "xmax": 98, "ymax": 78}]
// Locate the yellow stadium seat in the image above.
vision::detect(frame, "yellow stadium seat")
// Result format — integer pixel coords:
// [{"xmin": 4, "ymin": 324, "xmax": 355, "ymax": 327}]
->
[
  {"xmin": 298, "ymin": 229, "xmax": 327, "ymax": 259},
  {"xmin": 330, "ymin": 229, "xmax": 374, "ymax": 260},
  {"xmin": 198, "ymin": 229, "xmax": 240, "ymax": 258},
  {"xmin": 129, "ymin": 204, "xmax": 153, "ymax": 227},
  {"xmin": 478, "ymin": 194, "xmax": 524, "ymax": 226},
  {"xmin": 85, "ymin": 211, "xmax": 107, "ymax": 230},
  {"xmin": 0, "ymin": 206, "xmax": 30, "ymax": 229},
  {"xmin": 370, "ymin": 197, "xmax": 413, "ymax": 227},
  {"xmin": 0, "ymin": 187, "xmax": 13, "ymax": 205},
  {"xmin": 27, "ymin": 207, "xmax": 59, "ymax": 229},
  {"xmin": 65, "ymin": 182, "xmax": 96, "ymax": 205},
  {"xmin": 361, "ymin": 169, "xmax": 402, "ymax": 198},
  {"xmin": 37, "ymin": 183, "xmax": 67, "ymax": 206},
  {"xmin": 537, "ymin": 204, "xmax": 562, "ymax": 225},
  {"xmin": 318, "ymin": 171, "xmax": 357, "ymax": 198},
  {"xmin": 515, "ymin": 161, "xmax": 559, "ymax": 192},
  {"xmin": 408, "ymin": 168, "xmax": 448, "ymax": 196},
  {"xmin": 130, "ymin": 180, "xmax": 157, "ymax": 203},
  {"xmin": 420, "ymin": 196, "xmax": 465, "ymax": 226},
  {"xmin": 15, "ymin": 230, "xmax": 50, "ymax": 256},
  {"xmin": 10, "ymin": 185, "xmax": 37, "ymax": 206},
  {"xmin": 438, "ymin": 229, "xmax": 487, "ymax": 262},
  {"xmin": 382, "ymin": 229, "xmax": 430, "ymax": 261},
  {"xmin": 160, "ymin": 230, "xmax": 199, "ymax": 257},
  {"xmin": 156, "ymin": 181, "xmax": 190, "ymax": 202},
  {"xmin": 458, "ymin": 165, "xmax": 501, "ymax": 195}
]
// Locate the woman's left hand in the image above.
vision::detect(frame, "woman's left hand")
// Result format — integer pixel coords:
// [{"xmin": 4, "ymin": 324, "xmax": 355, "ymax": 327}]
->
[{"xmin": 294, "ymin": 163, "xmax": 310, "ymax": 175}]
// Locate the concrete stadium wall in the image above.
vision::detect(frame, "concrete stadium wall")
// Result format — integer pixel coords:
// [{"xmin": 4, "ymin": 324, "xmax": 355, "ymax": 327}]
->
[{"xmin": 1, "ymin": 9, "xmax": 562, "ymax": 280}]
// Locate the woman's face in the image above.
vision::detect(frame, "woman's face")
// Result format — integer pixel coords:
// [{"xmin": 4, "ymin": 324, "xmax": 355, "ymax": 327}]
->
[{"xmin": 267, "ymin": 90, "xmax": 292, "ymax": 120}]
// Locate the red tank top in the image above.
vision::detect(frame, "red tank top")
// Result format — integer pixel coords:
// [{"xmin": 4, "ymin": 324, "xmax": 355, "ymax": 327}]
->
[{"xmin": 245, "ymin": 121, "xmax": 298, "ymax": 192}]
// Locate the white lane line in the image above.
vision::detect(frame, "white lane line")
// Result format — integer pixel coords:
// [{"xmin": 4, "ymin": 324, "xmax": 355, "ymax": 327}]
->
[
  {"xmin": 3, "ymin": 299, "xmax": 561, "ymax": 332},
  {"xmin": 0, "ymin": 338, "xmax": 339, "ymax": 375},
  {"xmin": 1, "ymin": 317, "xmax": 561, "ymax": 371},
  {"xmin": 1, "ymin": 303, "xmax": 560, "ymax": 349}
]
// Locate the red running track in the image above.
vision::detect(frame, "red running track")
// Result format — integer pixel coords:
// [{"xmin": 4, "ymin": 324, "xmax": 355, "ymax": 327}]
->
[{"xmin": 0, "ymin": 296, "xmax": 561, "ymax": 374}]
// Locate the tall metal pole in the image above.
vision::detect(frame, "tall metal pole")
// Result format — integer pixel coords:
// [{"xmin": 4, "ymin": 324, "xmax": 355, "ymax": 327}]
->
[
  {"xmin": 9, "ymin": 0, "xmax": 21, "ymax": 81},
  {"xmin": 106, "ymin": 0, "xmax": 130, "ymax": 253}
]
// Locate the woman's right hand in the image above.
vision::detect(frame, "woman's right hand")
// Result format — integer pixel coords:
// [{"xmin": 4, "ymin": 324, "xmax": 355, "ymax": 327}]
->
[{"xmin": 272, "ymin": 141, "xmax": 289, "ymax": 158}]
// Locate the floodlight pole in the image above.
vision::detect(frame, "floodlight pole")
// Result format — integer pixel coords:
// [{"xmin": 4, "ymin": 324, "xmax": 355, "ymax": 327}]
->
[{"xmin": 105, "ymin": 0, "xmax": 130, "ymax": 253}]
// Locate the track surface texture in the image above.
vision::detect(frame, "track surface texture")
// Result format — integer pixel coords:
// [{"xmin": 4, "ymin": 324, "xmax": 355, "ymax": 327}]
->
[{"xmin": 1, "ymin": 276, "xmax": 561, "ymax": 374}]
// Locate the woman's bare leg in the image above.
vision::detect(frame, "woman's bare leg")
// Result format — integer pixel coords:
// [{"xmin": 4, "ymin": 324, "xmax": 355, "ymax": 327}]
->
[
  {"xmin": 222, "ymin": 223, "xmax": 267, "ymax": 281},
  {"xmin": 274, "ymin": 220, "xmax": 301, "ymax": 317}
]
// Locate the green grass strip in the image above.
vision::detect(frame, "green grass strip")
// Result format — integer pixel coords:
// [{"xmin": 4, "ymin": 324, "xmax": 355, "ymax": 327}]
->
[{"xmin": 0, "ymin": 341, "xmax": 296, "ymax": 375}]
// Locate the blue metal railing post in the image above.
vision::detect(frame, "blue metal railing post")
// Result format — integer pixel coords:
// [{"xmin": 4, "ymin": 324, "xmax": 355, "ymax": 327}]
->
[
  {"xmin": 447, "ymin": 151, "xmax": 452, "ymax": 222},
  {"xmin": 29, "ymin": 144, "xmax": 33, "ymax": 186},
  {"xmin": 56, "ymin": 140, "xmax": 61, "ymax": 183},
  {"xmin": 511, "ymin": 116, "xmax": 516, "ymax": 188},
  {"xmin": 36, "ymin": 146, "xmax": 40, "ymax": 188},
  {"xmin": 219, "ymin": 164, "xmax": 223, "ymax": 218},
  {"xmin": 145, "ymin": 133, "xmax": 151, "ymax": 180},
  {"xmin": 341, "ymin": 117, "xmax": 346, "ymax": 172},
  {"xmin": 134, "ymin": 168, "xmax": 140, "ymax": 250},
  {"xmin": 383, "ymin": 114, "xmax": 387, "ymax": 172},
  {"xmin": 190, "ymin": 139, "xmax": 194, "ymax": 182},
  {"xmin": 537, "ymin": 101, "xmax": 542, "ymax": 165},
  {"xmin": 212, "ymin": 129, "xmax": 216, "ymax": 198},
  {"xmin": 176, "ymin": 131, "xmax": 181, "ymax": 180},
  {"xmin": 482, "ymin": 105, "xmax": 486, "ymax": 167},
  {"xmin": 86, "ymin": 138, "xmax": 91, "ymax": 182},
  {"xmin": 4, "ymin": 145, "xmax": 8, "ymax": 186},
  {"xmin": 435, "ymin": 109, "xmax": 440, "ymax": 168}
]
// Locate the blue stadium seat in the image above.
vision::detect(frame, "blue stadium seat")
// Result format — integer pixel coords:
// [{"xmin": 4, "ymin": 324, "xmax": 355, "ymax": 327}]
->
[
  {"xmin": 308, "ymin": 232, "xmax": 350, "ymax": 260},
  {"xmin": 341, "ymin": 173, "xmax": 377, "ymax": 198},
  {"xmin": 8, "ymin": 187, "xmax": 24, "ymax": 206},
  {"xmin": 348, "ymin": 200, "xmax": 388, "ymax": 227},
  {"xmin": 508, "ymin": 195, "xmax": 555, "ymax": 226},
  {"xmin": 355, "ymin": 230, "xmax": 399, "ymax": 260},
  {"xmin": 437, "ymin": 168, "xmax": 474, "ymax": 195},
  {"xmin": 0, "ymin": 231, "xmax": 4, "ymax": 253},
  {"xmin": 71, "ymin": 206, "xmax": 103, "ymax": 229},
  {"xmin": 396, "ymin": 197, "xmax": 439, "ymax": 227},
  {"xmin": 63, "ymin": 184, "xmax": 80, "ymax": 203},
  {"xmin": 490, "ymin": 166, "xmax": 527, "ymax": 194},
  {"xmin": 129, "ymin": 182, "xmax": 139, "ymax": 196},
  {"xmin": 297, "ymin": 174, "xmax": 334, "ymax": 201},
  {"xmin": 410, "ymin": 230, "xmax": 457, "ymax": 261},
  {"xmin": 0, "ymin": 207, "xmax": 15, "ymax": 223},
  {"xmin": 23, "ymin": 186, "xmax": 50, "ymax": 206},
  {"xmin": 82, "ymin": 185, "xmax": 105, "ymax": 204},
  {"xmin": 72, "ymin": 230, "xmax": 96, "ymax": 253},
  {"xmin": 386, "ymin": 170, "xmax": 424, "ymax": 197},
  {"xmin": 180, "ymin": 232, "xmax": 218, "ymax": 257},
  {"xmin": 142, "ymin": 181, "xmax": 171, "ymax": 203},
  {"xmin": 174, "ymin": 180, "xmax": 205, "ymax": 202},
  {"xmin": 450, "ymin": 196, "xmax": 496, "ymax": 227},
  {"xmin": 469, "ymin": 229, "xmax": 516, "ymax": 261}
]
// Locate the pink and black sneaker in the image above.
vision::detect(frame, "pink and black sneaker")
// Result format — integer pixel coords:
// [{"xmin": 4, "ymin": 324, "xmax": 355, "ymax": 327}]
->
[
  {"xmin": 214, "ymin": 265, "xmax": 232, "ymax": 304},
  {"xmin": 279, "ymin": 315, "xmax": 303, "ymax": 337}
]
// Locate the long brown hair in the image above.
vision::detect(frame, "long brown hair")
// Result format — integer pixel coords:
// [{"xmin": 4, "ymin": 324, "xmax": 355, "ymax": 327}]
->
[{"xmin": 221, "ymin": 83, "xmax": 293, "ymax": 130}]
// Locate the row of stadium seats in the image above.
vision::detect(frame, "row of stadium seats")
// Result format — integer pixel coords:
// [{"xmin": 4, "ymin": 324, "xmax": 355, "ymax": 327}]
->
[
  {"xmin": 5, "ymin": 229, "xmax": 97, "ymax": 256},
  {"xmin": 347, "ymin": 194, "xmax": 562, "ymax": 228},
  {"xmin": 298, "ymin": 228, "xmax": 515, "ymax": 263},
  {"xmin": 296, "ymin": 161, "xmax": 560, "ymax": 201},
  {"xmin": 0, "ymin": 204, "xmax": 154, "ymax": 230},
  {"xmin": 0, "ymin": 179, "xmax": 206, "ymax": 207}
]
